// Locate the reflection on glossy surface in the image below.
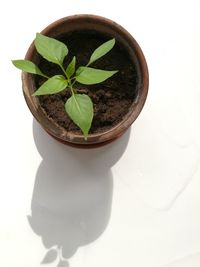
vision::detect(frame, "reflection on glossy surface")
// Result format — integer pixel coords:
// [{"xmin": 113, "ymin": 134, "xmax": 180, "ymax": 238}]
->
[
  {"xmin": 28, "ymin": 120, "xmax": 130, "ymax": 266},
  {"xmin": 122, "ymin": 116, "xmax": 200, "ymax": 210},
  {"xmin": 164, "ymin": 252, "xmax": 200, "ymax": 267}
]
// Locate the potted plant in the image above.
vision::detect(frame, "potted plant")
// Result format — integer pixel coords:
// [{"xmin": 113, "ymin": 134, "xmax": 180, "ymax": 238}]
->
[{"xmin": 12, "ymin": 14, "xmax": 149, "ymax": 148}]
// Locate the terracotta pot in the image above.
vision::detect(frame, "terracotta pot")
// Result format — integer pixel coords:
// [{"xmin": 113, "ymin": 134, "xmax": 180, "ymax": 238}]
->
[{"xmin": 22, "ymin": 14, "xmax": 149, "ymax": 148}]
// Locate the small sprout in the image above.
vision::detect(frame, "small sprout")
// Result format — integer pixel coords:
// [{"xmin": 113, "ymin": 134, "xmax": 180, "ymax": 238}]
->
[{"xmin": 12, "ymin": 33, "xmax": 118, "ymax": 139}]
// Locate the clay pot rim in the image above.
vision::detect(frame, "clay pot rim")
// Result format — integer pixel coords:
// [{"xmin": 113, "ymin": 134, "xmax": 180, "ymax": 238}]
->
[{"xmin": 22, "ymin": 14, "xmax": 149, "ymax": 146}]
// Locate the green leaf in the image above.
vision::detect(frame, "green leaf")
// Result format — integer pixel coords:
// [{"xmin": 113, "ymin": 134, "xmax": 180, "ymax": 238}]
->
[
  {"xmin": 66, "ymin": 56, "xmax": 76, "ymax": 78},
  {"xmin": 32, "ymin": 75, "xmax": 68, "ymax": 96},
  {"xmin": 65, "ymin": 94, "xmax": 93, "ymax": 139},
  {"xmin": 88, "ymin": 38, "xmax": 115, "ymax": 65},
  {"xmin": 12, "ymin": 59, "xmax": 48, "ymax": 78},
  {"xmin": 35, "ymin": 33, "xmax": 68, "ymax": 65},
  {"xmin": 75, "ymin": 67, "xmax": 118, "ymax": 85}
]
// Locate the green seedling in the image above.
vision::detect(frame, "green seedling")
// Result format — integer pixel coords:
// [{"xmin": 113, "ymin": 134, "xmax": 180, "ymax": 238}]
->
[{"xmin": 12, "ymin": 33, "xmax": 118, "ymax": 139}]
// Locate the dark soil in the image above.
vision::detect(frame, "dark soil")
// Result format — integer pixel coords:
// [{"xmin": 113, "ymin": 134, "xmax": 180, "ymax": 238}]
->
[{"xmin": 35, "ymin": 31, "xmax": 138, "ymax": 135}]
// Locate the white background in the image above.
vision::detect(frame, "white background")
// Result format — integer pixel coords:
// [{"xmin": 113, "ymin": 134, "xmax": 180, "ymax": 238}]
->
[{"xmin": 1, "ymin": 0, "xmax": 200, "ymax": 266}]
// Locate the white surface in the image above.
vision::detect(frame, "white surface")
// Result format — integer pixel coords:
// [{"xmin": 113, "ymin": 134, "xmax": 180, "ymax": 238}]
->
[{"xmin": 1, "ymin": 0, "xmax": 200, "ymax": 266}]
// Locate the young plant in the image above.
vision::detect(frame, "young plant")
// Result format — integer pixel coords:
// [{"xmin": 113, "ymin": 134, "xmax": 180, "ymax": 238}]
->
[{"xmin": 12, "ymin": 33, "xmax": 118, "ymax": 139}]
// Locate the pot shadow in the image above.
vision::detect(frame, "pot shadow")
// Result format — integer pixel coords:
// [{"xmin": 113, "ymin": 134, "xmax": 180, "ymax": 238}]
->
[{"xmin": 28, "ymin": 119, "xmax": 131, "ymax": 267}]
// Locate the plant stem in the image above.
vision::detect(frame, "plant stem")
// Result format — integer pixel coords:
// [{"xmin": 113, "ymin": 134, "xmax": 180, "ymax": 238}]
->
[
  {"xmin": 58, "ymin": 63, "xmax": 78, "ymax": 94},
  {"xmin": 59, "ymin": 63, "xmax": 68, "ymax": 79},
  {"xmin": 41, "ymin": 73, "xmax": 50, "ymax": 79},
  {"xmin": 71, "ymin": 79, "xmax": 77, "ymax": 87},
  {"xmin": 86, "ymin": 61, "xmax": 90, "ymax": 67},
  {"xmin": 68, "ymin": 80, "xmax": 75, "ymax": 96}
]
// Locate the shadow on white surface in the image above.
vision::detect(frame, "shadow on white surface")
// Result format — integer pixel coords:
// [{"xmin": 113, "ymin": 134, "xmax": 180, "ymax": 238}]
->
[{"xmin": 28, "ymin": 119, "xmax": 130, "ymax": 266}]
